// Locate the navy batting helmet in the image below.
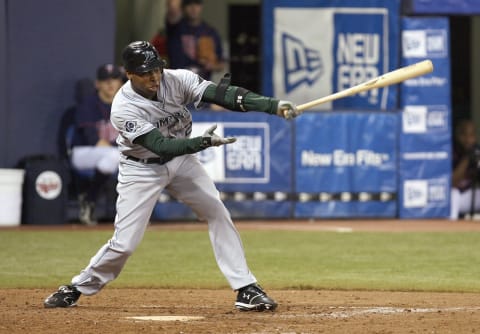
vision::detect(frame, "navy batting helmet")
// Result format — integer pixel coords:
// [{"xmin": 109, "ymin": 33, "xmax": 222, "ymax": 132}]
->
[{"xmin": 122, "ymin": 41, "xmax": 166, "ymax": 74}]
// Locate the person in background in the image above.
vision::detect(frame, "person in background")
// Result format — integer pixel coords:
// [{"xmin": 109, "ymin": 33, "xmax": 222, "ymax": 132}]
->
[
  {"xmin": 150, "ymin": 29, "xmax": 168, "ymax": 61},
  {"xmin": 165, "ymin": 0, "xmax": 225, "ymax": 80},
  {"xmin": 70, "ymin": 64, "xmax": 123, "ymax": 225},
  {"xmin": 450, "ymin": 119, "xmax": 480, "ymax": 219}
]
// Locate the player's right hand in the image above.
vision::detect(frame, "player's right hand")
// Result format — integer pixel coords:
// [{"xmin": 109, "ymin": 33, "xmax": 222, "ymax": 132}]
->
[
  {"xmin": 277, "ymin": 100, "xmax": 300, "ymax": 120},
  {"xmin": 202, "ymin": 124, "xmax": 236, "ymax": 147}
]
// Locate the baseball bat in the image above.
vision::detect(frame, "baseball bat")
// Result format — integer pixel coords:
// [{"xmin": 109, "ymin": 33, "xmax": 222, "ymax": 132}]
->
[{"xmin": 296, "ymin": 59, "xmax": 434, "ymax": 112}]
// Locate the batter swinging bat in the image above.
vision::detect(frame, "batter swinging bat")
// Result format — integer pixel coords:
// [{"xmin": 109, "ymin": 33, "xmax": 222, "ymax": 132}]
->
[{"xmin": 296, "ymin": 59, "xmax": 434, "ymax": 112}]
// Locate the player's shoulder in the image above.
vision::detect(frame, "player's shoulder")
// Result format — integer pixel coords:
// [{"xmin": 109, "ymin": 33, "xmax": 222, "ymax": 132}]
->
[
  {"xmin": 112, "ymin": 82, "xmax": 129, "ymax": 101},
  {"xmin": 164, "ymin": 68, "xmax": 193, "ymax": 78},
  {"xmin": 112, "ymin": 82, "xmax": 138, "ymax": 109},
  {"xmin": 163, "ymin": 68, "xmax": 205, "ymax": 85},
  {"xmin": 199, "ymin": 21, "xmax": 219, "ymax": 35},
  {"xmin": 78, "ymin": 91, "xmax": 98, "ymax": 105}
]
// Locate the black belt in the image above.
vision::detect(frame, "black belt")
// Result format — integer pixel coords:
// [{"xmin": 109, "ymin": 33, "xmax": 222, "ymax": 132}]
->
[{"xmin": 125, "ymin": 155, "xmax": 172, "ymax": 164}]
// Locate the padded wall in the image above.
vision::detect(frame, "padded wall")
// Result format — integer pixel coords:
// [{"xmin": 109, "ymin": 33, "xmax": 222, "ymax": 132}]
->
[
  {"xmin": 0, "ymin": 1, "xmax": 7, "ymax": 166},
  {"xmin": 1, "ymin": 0, "xmax": 116, "ymax": 167}
]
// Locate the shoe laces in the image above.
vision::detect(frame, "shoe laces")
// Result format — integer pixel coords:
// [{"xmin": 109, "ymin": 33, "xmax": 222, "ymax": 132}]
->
[
  {"xmin": 241, "ymin": 283, "xmax": 265, "ymax": 295},
  {"xmin": 59, "ymin": 285, "xmax": 77, "ymax": 294}
]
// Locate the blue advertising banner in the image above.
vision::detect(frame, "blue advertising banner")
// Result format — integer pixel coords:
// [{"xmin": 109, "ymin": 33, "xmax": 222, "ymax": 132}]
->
[
  {"xmin": 294, "ymin": 112, "xmax": 397, "ymax": 218},
  {"xmin": 399, "ymin": 17, "xmax": 451, "ymax": 218},
  {"xmin": 190, "ymin": 111, "xmax": 292, "ymax": 192},
  {"xmin": 405, "ymin": 0, "xmax": 480, "ymax": 14},
  {"xmin": 151, "ymin": 111, "xmax": 293, "ymax": 220},
  {"xmin": 262, "ymin": 0, "xmax": 400, "ymax": 111},
  {"xmin": 401, "ymin": 18, "xmax": 450, "ymax": 106}
]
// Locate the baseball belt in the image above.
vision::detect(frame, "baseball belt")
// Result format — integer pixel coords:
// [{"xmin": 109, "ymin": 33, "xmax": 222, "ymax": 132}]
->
[{"xmin": 125, "ymin": 155, "xmax": 172, "ymax": 165}]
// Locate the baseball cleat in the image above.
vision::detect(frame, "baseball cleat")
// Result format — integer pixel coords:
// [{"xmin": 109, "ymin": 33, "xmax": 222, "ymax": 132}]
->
[
  {"xmin": 44, "ymin": 285, "xmax": 81, "ymax": 308},
  {"xmin": 235, "ymin": 283, "xmax": 277, "ymax": 311}
]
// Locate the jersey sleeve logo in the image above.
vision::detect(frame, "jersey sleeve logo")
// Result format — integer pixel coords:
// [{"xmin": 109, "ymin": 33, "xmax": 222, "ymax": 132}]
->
[{"xmin": 125, "ymin": 121, "xmax": 138, "ymax": 133}]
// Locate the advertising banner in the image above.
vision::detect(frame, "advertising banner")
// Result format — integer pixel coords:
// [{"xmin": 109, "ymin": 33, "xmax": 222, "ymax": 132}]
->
[
  {"xmin": 404, "ymin": 0, "xmax": 480, "ymax": 15},
  {"xmin": 262, "ymin": 0, "xmax": 400, "ymax": 110},
  {"xmin": 152, "ymin": 111, "xmax": 293, "ymax": 220},
  {"xmin": 399, "ymin": 17, "xmax": 451, "ymax": 218},
  {"xmin": 294, "ymin": 112, "xmax": 397, "ymax": 218}
]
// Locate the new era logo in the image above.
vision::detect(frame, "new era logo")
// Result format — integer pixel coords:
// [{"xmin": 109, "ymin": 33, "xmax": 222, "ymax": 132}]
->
[
  {"xmin": 403, "ymin": 105, "xmax": 448, "ymax": 133},
  {"xmin": 282, "ymin": 33, "xmax": 323, "ymax": 93},
  {"xmin": 402, "ymin": 29, "xmax": 447, "ymax": 58},
  {"xmin": 403, "ymin": 106, "xmax": 427, "ymax": 133},
  {"xmin": 404, "ymin": 180, "xmax": 428, "ymax": 208}
]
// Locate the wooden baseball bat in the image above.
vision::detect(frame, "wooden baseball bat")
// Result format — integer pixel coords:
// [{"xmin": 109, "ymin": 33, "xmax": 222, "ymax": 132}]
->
[{"xmin": 296, "ymin": 59, "xmax": 434, "ymax": 112}]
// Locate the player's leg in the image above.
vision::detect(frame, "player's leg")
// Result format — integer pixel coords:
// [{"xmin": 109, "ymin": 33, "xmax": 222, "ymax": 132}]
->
[
  {"xmin": 450, "ymin": 188, "xmax": 461, "ymax": 219},
  {"xmin": 71, "ymin": 146, "xmax": 118, "ymax": 170},
  {"xmin": 456, "ymin": 188, "xmax": 473, "ymax": 218},
  {"xmin": 167, "ymin": 155, "xmax": 277, "ymax": 311},
  {"xmin": 44, "ymin": 160, "xmax": 166, "ymax": 307},
  {"xmin": 72, "ymin": 146, "xmax": 119, "ymax": 225},
  {"xmin": 167, "ymin": 155, "xmax": 255, "ymax": 289},
  {"xmin": 473, "ymin": 187, "xmax": 480, "ymax": 217}
]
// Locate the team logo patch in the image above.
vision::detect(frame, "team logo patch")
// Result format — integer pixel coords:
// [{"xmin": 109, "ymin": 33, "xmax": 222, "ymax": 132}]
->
[{"xmin": 125, "ymin": 121, "xmax": 137, "ymax": 133}]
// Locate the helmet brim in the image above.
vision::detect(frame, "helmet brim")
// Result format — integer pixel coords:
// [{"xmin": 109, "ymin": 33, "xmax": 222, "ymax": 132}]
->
[{"xmin": 127, "ymin": 59, "xmax": 163, "ymax": 74}]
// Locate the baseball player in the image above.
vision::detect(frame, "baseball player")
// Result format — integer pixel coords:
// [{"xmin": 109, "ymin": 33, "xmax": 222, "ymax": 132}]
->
[{"xmin": 44, "ymin": 41, "xmax": 299, "ymax": 311}]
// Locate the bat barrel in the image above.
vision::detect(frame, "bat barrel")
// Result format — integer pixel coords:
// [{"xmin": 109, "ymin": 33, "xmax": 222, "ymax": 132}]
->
[{"xmin": 296, "ymin": 59, "xmax": 434, "ymax": 112}]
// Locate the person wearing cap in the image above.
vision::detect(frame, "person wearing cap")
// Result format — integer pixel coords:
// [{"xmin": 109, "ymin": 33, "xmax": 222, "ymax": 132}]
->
[
  {"xmin": 70, "ymin": 64, "xmax": 124, "ymax": 225},
  {"xmin": 165, "ymin": 0, "xmax": 225, "ymax": 80}
]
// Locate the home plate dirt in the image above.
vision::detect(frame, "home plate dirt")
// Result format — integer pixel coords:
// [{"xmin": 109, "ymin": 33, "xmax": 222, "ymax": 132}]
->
[
  {"xmin": 2, "ymin": 288, "xmax": 480, "ymax": 334},
  {"xmin": 126, "ymin": 315, "xmax": 205, "ymax": 321}
]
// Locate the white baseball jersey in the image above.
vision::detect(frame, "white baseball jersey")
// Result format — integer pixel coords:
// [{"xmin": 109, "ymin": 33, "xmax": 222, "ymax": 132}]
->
[{"xmin": 111, "ymin": 69, "xmax": 212, "ymax": 159}]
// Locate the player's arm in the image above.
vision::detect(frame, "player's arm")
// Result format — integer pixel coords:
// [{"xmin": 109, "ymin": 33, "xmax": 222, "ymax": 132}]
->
[
  {"xmin": 133, "ymin": 125, "xmax": 235, "ymax": 156},
  {"xmin": 452, "ymin": 156, "xmax": 470, "ymax": 188},
  {"xmin": 133, "ymin": 132, "xmax": 204, "ymax": 156},
  {"xmin": 201, "ymin": 79, "xmax": 299, "ymax": 119}
]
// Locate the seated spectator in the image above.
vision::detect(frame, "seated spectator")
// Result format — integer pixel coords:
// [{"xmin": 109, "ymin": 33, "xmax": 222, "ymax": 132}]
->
[
  {"xmin": 450, "ymin": 119, "xmax": 480, "ymax": 219},
  {"xmin": 165, "ymin": 0, "xmax": 225, "ymax": 80},
  {"xmin": 70, "ymin": 64, "xmax": 123, "ymax": 225}
]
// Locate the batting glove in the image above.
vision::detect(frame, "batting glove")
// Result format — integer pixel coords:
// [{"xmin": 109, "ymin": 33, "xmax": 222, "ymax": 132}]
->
[
  {"xmin": 277, "ymin": 100, "xmax": 300, "ymax": 120},
  {"xmin": 201, "ymin": 124, "xmax": 237, "ymax": 147}
]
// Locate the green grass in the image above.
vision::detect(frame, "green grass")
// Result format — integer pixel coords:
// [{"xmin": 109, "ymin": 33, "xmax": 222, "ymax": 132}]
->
[{"xmin": 0, "ymin": 229, "xmax": 479, "ymax": 292}]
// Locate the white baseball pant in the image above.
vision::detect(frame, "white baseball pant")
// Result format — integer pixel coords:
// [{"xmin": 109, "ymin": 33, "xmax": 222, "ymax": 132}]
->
[{"xmin": 71, "ymin": 154, "xmax": 257, "ymax": 295}]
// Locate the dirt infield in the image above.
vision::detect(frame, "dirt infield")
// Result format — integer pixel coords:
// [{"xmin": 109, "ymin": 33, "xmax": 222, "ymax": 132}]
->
[
  {"xmin": 2, "ymin": 288, "xmax": 480, "ymax": 334},
  {"xmin": 2, "ymin": 219, "xmax": 480, "ymax": 334}
]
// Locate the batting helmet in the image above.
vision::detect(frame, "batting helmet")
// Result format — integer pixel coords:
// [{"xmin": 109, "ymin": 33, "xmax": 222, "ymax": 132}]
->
[{"xmin": 122, "ymin": 41, "xmax": 166, "ymax": 74}]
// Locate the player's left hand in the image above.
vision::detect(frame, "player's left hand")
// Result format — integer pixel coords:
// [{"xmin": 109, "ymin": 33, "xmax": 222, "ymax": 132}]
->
[
  {"xmin": 202, "ymin": 124, "xmax": 237, "ymax": 147},
  {"xmin": 277, "ymin": 100, "xmax": 300, "ymax": 120}
]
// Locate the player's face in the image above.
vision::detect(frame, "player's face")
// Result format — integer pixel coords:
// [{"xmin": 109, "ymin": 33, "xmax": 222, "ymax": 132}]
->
[
  {"xmin": 127, "ymin": 68, "xmax": 162, "ymax": 99},
  {"xmin": 96, "ymin": 78, "xmax": 123, "ymax": 102},
  {"xmin": 457, "ymin": 123, "xmax": 477, "ymax": 151},
  {"xmin": 183, "ymin": 3, "xmax": 202, "ymax": 23}
]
